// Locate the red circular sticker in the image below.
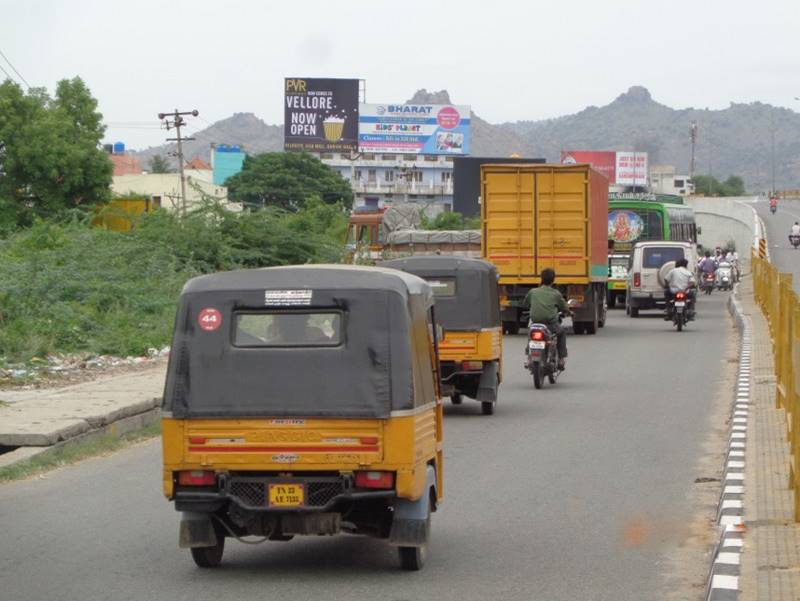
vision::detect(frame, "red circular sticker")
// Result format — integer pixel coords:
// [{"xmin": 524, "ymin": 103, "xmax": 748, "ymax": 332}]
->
[
  {"xmin": 436, "ymin": 106, "xmax": 461, "ymax": 129},
  {"xmin": 197, "ymin": 308, "xmax": 222, "ymax": 332}
]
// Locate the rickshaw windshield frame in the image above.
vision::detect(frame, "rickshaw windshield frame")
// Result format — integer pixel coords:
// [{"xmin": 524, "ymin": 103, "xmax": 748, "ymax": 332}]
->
[{"xmin": 232, "ymin": 310, "xmax": 344, "ymax": 348}]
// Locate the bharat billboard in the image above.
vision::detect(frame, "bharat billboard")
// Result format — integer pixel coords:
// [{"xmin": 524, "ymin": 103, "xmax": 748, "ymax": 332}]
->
[
  {"xmin": 358, "ymin": 103, "xmax": 471, "ymax": 155},
  {"xmin": 560, "ymin": 150, "xmax": 617, "ymax": 183},
  {"xmin": 615, "ymin": 151, "xmax": 648, "ymax": 186},
  {"xmin": 284, "ymin": 78, "xmax": 359, "ymax": 152}
]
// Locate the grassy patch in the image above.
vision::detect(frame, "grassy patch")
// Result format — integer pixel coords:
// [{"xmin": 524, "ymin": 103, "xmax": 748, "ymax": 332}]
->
[{"xmin": 0, "ymin": 420, "xmax": 161, "ymax": 483}]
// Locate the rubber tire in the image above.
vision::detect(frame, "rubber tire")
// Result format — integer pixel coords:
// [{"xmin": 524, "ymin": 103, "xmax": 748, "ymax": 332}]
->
[
  {"xmin": 607, "ymin": 291, "xmax": 616, "ymax": 309},
  {"xmin": 190, "ymin": 535, "xmax": 225, "ymax": 568},
  {"xmin": 481, "ymin": 401, "xmax": 495, "ymax": 415},
  {"xmin": 450, "ymin": 393, "xmax": 462, "ymax": 405},
  {"xmin": 532, "ymin": 363, "xmax": 543, "ymax": 389},
  {"xmin": 573, "ymin": 322, "xmax": 585, "ymax": 335},
  {"xmin": 630, "ymin": 306, "xmax": 640, "ymax": 318},
  {"xmin": 504, "ymin": 320, "xmax": 520, "ymax": 336},
  {"xmin": 398, "ymin": 499, "xmax": 431, "ymax": 571},
  {"xmin": 676, "ymin": 317, "xmax": 684, "ymax": 332},
  {"xmin": 585, "ymin": 302, "xmax": 598, "ymax": 335}
]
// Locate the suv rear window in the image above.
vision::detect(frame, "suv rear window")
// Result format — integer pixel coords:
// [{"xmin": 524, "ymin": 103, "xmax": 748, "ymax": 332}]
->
[{"xmin": 642, "ymin": 247, "xmax": 685, "ymax": 269}]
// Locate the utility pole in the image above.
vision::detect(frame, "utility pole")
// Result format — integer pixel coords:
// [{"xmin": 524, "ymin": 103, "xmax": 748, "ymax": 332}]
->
[
  {"xmin": 770, "ymin": 111, "xmax": 776, "ymax": 196},
  {"xmin": 689, "ymin": 120, "xmax": 697, "ymax": 181},
  {"xmin": 158, "ymin": 109, "xmax": 199, "ymax": 218}
]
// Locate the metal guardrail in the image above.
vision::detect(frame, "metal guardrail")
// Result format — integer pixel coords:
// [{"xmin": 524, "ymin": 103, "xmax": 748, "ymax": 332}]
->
[{"xmin": 752, "ymin": 249, "xmax": 800, "ymax": 520}]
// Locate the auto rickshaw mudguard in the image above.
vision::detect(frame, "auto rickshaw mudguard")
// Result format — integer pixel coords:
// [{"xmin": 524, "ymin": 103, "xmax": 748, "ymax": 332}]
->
[
  {"xmin": 389, "ymin": 464, "xmax": 436, "ymax": 547},
  {"xmin": 179, "ymin": 511, "xmax": 218, "ymax": 548},
  {"xmin": 476, "ymin": 360, "xmax": 499, "ymax": 402}
]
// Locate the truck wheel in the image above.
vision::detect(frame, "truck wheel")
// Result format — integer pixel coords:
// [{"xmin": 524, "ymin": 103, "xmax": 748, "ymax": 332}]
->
[
  {"xmin": 190, "ymin": 536, "xmax": 225, "ymax": 568},
  {"xmin": 503, "ymin": 320, "xmax": 520, "ymax": 335},
  {"xmin": 481, "ymin": 401, "xmax": 495, "ymax": 415},
  {"xmin": 573, "ymin": 322, "xmax": 585, "ymax": 335},
  {"xmin": 398, "ymin": 498, "xmax": 431, "ymax": 571},
  {"xmin": 630, "ymin": 306, "xmax": 639, "ymax": 318},
  {"xmin": 450, "ymin": 393, "xmax": 462, "ymax": 405}
]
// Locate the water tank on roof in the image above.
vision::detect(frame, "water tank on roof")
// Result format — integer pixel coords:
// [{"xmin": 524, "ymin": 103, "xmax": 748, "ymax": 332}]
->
[
  {"xmin": 217, "ymin": 144, "xmax": 228, "ymax": 152},
  {"xmin": 113, "ymin": 141, "xmax": 125, "ymax": 154},
  {"xmin": 230, "ymin": 145, "xmax": 241, "ymax": 153}
]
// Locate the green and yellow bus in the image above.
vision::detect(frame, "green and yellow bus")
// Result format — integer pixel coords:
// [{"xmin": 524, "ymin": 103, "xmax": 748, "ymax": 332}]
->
[{"xmin": 607, "ymin": 193, "xmax": 697, "ymax": 307}]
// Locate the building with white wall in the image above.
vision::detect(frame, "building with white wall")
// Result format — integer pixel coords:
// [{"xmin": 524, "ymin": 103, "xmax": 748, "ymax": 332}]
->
[
  {"xmin": 649, "ymin": 165, "xmax": 694, "ymax": 196},
  {"xmin": 111, "ymin": 170, "xmax": 241, "ymax": 213},
  {"xmin": 319, "ymin": 152, "xmax": 454, "ymax": 215}
]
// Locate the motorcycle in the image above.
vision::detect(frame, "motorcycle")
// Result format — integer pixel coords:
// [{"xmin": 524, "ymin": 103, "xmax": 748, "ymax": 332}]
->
[
  {"xmin": 667, "ymin": 290, "xmax": 693, "ymax": 332},
  {"xmin": 770, "ymin": 204, "xmax": 777, "ymax": 214},
  {"xmin": 524, "ymin": 304, "xmax": 574, "ymax": 389},
  {"xmin": 790, "ymin": 234, "xmax": 800, "ymax": 250},
  {"xmin": 701, "ymin": 272, "xmax": 715, "ymax": 295},
  {"xmin": 716, "ymin": 262, "xmax": 733, "ymax": 291}
]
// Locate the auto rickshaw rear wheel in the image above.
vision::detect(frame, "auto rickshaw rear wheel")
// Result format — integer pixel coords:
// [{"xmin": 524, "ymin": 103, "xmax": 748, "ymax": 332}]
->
[
  {"xmin": 450, "ymin": 393, "xmax": 462, "ymax": 405},
  {"xmin": 398, "ymin": 498, "xmax": 431, "ymax": 571},
  {"xmin": 190, "ymin": 535, "xmax": 225, "ymax": 568},
  {"xmin": 481, "ymin": 401, "xmax": 495, "ymax": 415}
]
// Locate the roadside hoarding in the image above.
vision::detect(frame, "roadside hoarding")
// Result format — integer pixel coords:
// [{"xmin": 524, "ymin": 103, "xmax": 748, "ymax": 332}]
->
[
  {"xmin": 615, "ymin": 152, "xmax": 648, "ymax": 186},
  {"xmin": 284, "ymin": 78, "xmax": 359, "ymax": 152},
  {"xmin": 359, "ymin": 103, "xmax": 471, "ymax": 155},
  {"xmin": 560, "ymin": 150, "xmax": 617, "ymax": 183},
  {"xmin": 560, "ymin": 150, "xmax": 648, "ymax": 186}
]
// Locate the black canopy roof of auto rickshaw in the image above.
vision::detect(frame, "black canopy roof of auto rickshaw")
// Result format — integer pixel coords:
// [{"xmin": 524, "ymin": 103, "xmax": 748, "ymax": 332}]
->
[
  {"xmin": 379, "ymin": 255, "xmax": 501, "ymax": 330},
  {"xmin": 163, "ymin": 265, "xmax": 435, "ymax": 419}
]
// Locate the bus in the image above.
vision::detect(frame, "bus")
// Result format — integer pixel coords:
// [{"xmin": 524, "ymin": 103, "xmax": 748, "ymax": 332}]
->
[{"xmin": 607, "ymin": 193, "xmax": 697, "ymax": 307}]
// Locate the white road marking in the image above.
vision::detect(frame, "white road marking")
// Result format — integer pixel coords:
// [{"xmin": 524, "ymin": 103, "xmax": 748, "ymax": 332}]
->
[{"xmin": 715, "ymin": 552, "xmax": 742, "ymax": 565}]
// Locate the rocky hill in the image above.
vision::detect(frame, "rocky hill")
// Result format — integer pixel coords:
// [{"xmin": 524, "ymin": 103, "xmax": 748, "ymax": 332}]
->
[{"xmin": 133, "ymin": 87, "xmax": 800, "ymax": 190}]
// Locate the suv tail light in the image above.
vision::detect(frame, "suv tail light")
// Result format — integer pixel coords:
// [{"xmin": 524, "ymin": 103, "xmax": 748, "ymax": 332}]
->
[
  {"xmin": 355, "ymin": 471, "xmax": 394, "ymax": 489},
  {"xmin": 633, "ymin": 272, "xmax": 641, "ymax": 288},
  {"xmin": 177, "ymin": 470, "xmax": 216, "ymax": 486}
]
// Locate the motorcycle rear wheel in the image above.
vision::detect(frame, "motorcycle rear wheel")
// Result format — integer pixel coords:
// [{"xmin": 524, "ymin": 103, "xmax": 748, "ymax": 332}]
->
[{"xmin": 532, "ymin": 363, "xmax": 543, "ymax": 389}]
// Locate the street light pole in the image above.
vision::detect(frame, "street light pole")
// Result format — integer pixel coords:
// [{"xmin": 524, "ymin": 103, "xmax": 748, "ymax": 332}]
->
[{"xmin": 158, "ymin": 109, "xmax": 199, "ymax": 219}]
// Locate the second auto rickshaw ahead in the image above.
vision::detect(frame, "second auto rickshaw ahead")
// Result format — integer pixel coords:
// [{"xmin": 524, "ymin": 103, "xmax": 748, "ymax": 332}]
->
[
  {"xmin": 381, "ymin": 256, "xmax": 503, "ymax": 415},
  {"xmin": 161, "ymin": 265, "xmax": 444, "ymax": 570}
]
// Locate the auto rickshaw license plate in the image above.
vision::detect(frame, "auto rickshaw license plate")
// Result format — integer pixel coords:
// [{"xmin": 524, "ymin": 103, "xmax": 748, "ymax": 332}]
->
[{"xmin": 268, "ymin": 483, "xmax": 305, "ymax": 507}]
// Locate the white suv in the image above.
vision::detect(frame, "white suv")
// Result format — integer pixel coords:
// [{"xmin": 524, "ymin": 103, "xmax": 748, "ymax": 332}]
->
[{"xmin": 626, "ymin": 241, "xmax": 697, "ymax": 317}]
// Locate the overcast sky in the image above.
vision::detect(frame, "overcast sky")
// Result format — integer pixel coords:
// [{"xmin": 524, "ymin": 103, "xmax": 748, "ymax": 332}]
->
[{"xmin": 2, "ymin": 0, "xmax": 798, "ymax": 150}]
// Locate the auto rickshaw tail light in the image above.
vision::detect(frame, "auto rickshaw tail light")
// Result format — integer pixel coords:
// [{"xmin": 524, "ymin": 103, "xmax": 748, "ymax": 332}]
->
[
  {"xmin": 177, "ymin": 470, "xmax": 216, "ymax": 486},
  {"xmin": 355, "ymin": 470, "xmax": 394, "ymax": 489},
  {"xmin": 462, "ymin": 361, "xmax": 483, "ymax": 371}
]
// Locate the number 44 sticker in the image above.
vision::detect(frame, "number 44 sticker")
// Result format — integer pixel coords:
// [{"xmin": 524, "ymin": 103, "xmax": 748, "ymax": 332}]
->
[{"xmin": 198, "ymin": 308, "xmax": 222, "ymax": 332}]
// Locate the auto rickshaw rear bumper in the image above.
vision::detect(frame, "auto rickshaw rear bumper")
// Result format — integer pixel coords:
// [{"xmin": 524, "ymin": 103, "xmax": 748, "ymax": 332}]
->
[{"xmin": 173, "ymin": 472, "xmax": 394, "ymax": 513}]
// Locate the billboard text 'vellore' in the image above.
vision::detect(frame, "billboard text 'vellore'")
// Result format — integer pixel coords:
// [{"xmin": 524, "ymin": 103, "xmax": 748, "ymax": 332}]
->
[{"xmin": 284, "ymin": 78, "xmax": 359, "ymax": 152}]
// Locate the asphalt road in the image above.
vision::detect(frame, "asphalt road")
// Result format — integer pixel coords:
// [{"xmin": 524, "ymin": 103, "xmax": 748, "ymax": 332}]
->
[
  {"xmin": 755, "ymin": 196, "xmax": 800, "ymax": 290},
  {"xmin": 0, "ymin": 296, "xmax": 733, "ymax": 601}
]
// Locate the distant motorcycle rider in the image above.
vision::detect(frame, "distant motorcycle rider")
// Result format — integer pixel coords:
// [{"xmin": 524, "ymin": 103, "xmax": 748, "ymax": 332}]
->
[
  {"xmin": 698, "ymin": 251, "xmax": 717, "ymax": 276},
  {"xmin": 664, "ymin": 258, "xmax": 697, "ymax": 319},
  {"xmin": 523, "ymin": 268, "xmax": 570, "ymax": 369},
  {"xmin": 791, "ymin": 222, "xmax": 800, "ymax": 237}
]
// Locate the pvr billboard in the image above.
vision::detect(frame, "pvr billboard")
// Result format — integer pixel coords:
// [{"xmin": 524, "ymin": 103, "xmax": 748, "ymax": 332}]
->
[
  {"xmin": 359, "ymin": 103, "xmax": 471, "ymax": 155},
  {"xmin": 284, "ymin": 78, "xmax": 359, "ymax": 152}
]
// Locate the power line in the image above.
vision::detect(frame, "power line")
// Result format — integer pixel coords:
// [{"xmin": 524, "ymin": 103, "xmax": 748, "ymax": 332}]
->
[{"xmin": 0, "ymin": 48, "xmax": 30, "ymax": 89}]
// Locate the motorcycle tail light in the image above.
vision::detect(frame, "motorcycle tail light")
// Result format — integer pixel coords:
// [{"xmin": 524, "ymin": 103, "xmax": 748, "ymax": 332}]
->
[
  {"xmin": 633, "ymin": 272, "xmax": 641, "ymax": 288},
  {"xmin": 675, "ymin": 292, "xmax": 685, "ymax": 300},
  {"xmin": 531, "ymin": 330, "xmax": 545, "ymax": 341}
]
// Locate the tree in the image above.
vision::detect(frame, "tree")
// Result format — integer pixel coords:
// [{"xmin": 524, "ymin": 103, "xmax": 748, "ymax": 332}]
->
[
  {"xmin": 0, "ymin": 77, "xmax": 112, "ymax": 229},
  {"xmin": 148, "ymin": 154, "xmax": 174, "ymax": 174},
  {"xmin": 422, "ymin": 211, "xmax": 480, "ymax": 230},
  {"xmin": 692, "ymin": 174, "xmax": 745, "ymax": 197},
  {"xmin": 225, "ymin": 152, "xmax": 353, "ymax": 210}
]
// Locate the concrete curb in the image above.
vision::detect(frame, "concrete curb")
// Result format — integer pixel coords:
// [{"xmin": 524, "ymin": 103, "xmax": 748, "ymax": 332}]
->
[
  {"xmin": 0, "ymin": 402, "xmax": 161, "ymax": 471},
  {"xmin": 704, "ymin": 283, "xmax": 751, "ymax": 600}
]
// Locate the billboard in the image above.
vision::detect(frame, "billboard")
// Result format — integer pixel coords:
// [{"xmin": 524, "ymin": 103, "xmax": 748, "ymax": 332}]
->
[
  {"xmin": 284, "ymin": 78, "xmax": 359, "ymax": 152},
  {"xmin": 560, "ymin": 150, "xmax": 616, "ymax": 183},
  {"xmin": 615, "ymin": 151, "xmax": 648, "ymax": 186},
  {"xmin": 560, "ymin": 150, "xmax": 648, "ymax": 186},
  {"xmin": 359, "ymin": 103, "xmax": 471, "ymax": 155}
]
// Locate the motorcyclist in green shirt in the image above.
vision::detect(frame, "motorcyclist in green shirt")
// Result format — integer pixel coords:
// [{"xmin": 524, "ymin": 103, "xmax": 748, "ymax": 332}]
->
[{"xmin": 523, "ymin": 268, "xmax": 570, "ymax": 369}]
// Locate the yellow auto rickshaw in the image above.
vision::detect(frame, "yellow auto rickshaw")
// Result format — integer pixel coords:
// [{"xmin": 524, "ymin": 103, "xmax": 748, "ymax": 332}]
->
[
  {"xmin": 381, "ymin": 256, "xmax": 503, "ymax": 415},
  {"xmin": 161, "ymin": 265, "xmax": 444, "ymax": 570}
]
